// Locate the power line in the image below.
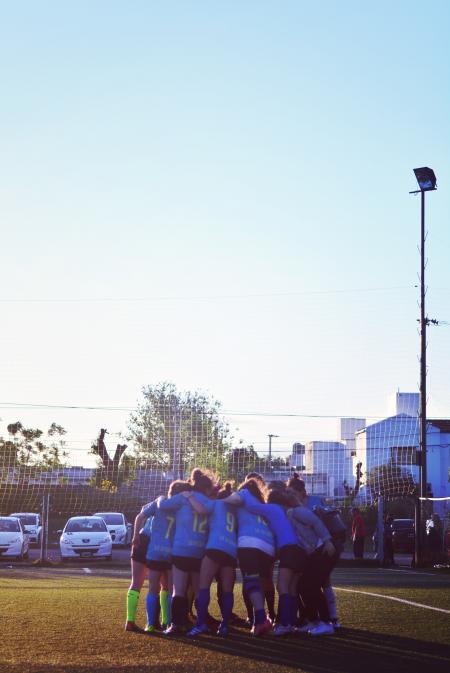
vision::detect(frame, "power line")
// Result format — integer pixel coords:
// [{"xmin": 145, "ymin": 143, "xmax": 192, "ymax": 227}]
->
[
  {"xmin": 0, "ymin": 400, "xmax": 384, "ymax": 418},
  {"xmin": 0, "ymin": 285, "xmax": 417, "ymax": 304}
]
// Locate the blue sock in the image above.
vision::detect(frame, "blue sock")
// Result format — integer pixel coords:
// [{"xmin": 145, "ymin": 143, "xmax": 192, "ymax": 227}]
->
[
  {"xmin": 196, "ymin": 588, "xmax": 210, "ymax": 627},
  {"xmin": 167, "ymin": 593, "xmax": 172, "ymax": 624},
  {"xmin": 254, "ymin": 608, "xmax": 266, "ymax": 625},
  {"xmin": 289, "ymin": 595, "xmax": 298, "ymax": 626},
  {"xmin": 221, "ymin": 591, "xmax": 234, "ymax": 626},
  {"xmin": 146, "ymin": 592, "xmax": 158, "ymax": 628},
  {"xmin": 279, "ymin": 593, "xmax": 291, "ymax": 626}
]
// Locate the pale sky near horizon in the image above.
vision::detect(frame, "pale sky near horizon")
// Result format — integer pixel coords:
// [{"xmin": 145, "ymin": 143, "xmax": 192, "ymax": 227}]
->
[{"xmin": 1, "ymin": 2, "xmax": 449, "ymax": 466}]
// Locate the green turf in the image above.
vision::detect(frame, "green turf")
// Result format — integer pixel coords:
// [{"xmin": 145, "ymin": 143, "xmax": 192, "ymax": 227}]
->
[{"xmin": 1, "ymin": 573, "xmax": 449, "ymax": 673}]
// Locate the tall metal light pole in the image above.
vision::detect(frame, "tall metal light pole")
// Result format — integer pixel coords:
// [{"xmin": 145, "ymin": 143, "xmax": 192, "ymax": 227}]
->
[
  {"xmin": 410, "ymin": 166, "xmax": 437, "ymax": 566},
  {"xmin": 268, "ymin": 434, "xmax": 279, "ymax": 471}
]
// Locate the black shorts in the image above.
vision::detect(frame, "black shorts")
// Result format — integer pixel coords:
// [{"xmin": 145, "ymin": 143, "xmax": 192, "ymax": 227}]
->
[
  {"xmin": 205, "ymin": 549, "xmax": 237, "ymax": 569},
  {"xmin": 146, "ymin": 559, "xmax": 171, "ymax": 572},
  {"xmin": 172, "ymin": 555, "xmax": 202, "ymax": 573},
  {"xmin": 238, "ymin": 548, "xmax": 274, "ymax": 577},
  {"xmin": 278, "ymin": 544, "xmax": 307, "ymax": 571},
  {"xmin": 131, "ymin": 533, "xmax": 150, "ymax": 564}
]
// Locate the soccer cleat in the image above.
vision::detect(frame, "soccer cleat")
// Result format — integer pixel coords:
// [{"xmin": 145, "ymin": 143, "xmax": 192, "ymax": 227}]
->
[
  {"xmin": 271, "ymin": 623, "xmax": 292, "ymax": 636},
  {"xmin": 216, "ymin": 623, "xmax": 229, "ymax": 637},
  {"xmin": 124, "ymin": 621, "xmax": 145, "ymax": 633},
  {"xmin": 186, "ymin": 624, "xmax": 209, "ymax": 638},
  {"xmin": 331, "ymin": 618, "xmax": 341, "ymax": 629},
  {"xmin": 164, "ymin": 624, "xmax": 182, "ymax": 636},
  {"xmin": 296, "ymin": 621, "xmax": 317, "ymax": 633},
  {"xmin": 308, "ymin": 621, "xmax": 335, "ymax": 636},
  {"xmin": 244, "ymin": 617, "xmax": 253, "ymax": 628},
  {"xmin": 251, "ymin": 619, "xmax": 272, "ymax": 637},
  {"xmin": 144, "ymin": 624, "xmax": 155, "ymax": 633}
]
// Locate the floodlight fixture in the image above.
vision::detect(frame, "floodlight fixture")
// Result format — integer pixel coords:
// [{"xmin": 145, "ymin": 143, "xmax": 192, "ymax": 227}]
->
[{"xmin": 413, "ymin": 167, "xmax": 437, "ymax": 192}]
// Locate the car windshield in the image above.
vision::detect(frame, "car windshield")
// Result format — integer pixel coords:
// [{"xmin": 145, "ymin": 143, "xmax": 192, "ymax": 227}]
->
[
  {"xmin": 11, "ymin": 515, "xmax": 37, "ymax": 526},
  {"xmin": 0, "ymin": 519, "xmax": 20, "ymax": 532},
  {"xmin": 95, "ymin": 514, "xmax": 123, "ymax": 525},
  {"xmin": 65, "ymin": 519, "xmax": 107, "ymax": 533}
]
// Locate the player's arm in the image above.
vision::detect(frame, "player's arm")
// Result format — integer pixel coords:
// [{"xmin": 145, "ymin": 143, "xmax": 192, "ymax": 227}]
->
[
  {"xmin": 290, "ymin": 506, "xmax": 334, "ymax": 555},
  {"xmin": 157, "ymin": 493, "xmax": 184, "ymax": 511},
  {"xmin": 239, "ymin": 489, "xmax": 267, "ymax": 515},
  {"xmin": 132, "ymin": 500, "xmax": 157, "ymax": 546},
  {"xmin": 182, "ymin": 492, "xmax": 210, "ymax": 515},
  {"xmin": 222, "ymin": 492, "xmax": 243, "ymax": 506}
]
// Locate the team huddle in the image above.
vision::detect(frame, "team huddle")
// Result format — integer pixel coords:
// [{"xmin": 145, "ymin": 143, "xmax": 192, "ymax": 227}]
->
[{"xmin": 125, "ymin": 469, "xmax": 344, "ymax": 638}]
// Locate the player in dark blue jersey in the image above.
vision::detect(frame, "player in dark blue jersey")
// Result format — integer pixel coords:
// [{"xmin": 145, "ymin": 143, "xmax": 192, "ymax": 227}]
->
[
  {"xmin": 159, "ymin": 468, "xmax": 216, "ymax": 635},
  {"xmin": 186, "ymin": 482, "xmax": 238, "ymax": 638}
]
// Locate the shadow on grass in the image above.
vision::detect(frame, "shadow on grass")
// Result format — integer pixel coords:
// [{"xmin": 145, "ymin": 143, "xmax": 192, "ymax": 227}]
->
[
  {"xmin": 162, "ymin": 626, "xmax": 449, "ymax": 673},
  {"xmin": 2, "ymin": 628, "xmax": 449, "ymax": 673}
]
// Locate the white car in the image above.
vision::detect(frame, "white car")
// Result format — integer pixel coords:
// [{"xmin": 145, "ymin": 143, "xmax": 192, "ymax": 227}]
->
[
  {"xmin": 9, "ymin": 512, "xmax": 42, "ymax": 545},
  {"xmin": 93, "ymin": 512, "xmax": 132, "ymax": 547},
  {"xmin": 0, "ymin": 516, "xmax": 30, "ymax": 560},
  {"xmin": 59, "ymin": 516, "xmax": 112, "ymax": 561}
]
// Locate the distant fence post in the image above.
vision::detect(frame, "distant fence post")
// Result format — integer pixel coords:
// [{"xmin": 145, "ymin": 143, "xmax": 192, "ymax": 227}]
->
[
  {"xmin": 38, "ymin": 493, "xmax": 51, "ymax": 565},
  {"xmin": 377, "ymin": 495, "xmax": 384, "ymax": 564}
]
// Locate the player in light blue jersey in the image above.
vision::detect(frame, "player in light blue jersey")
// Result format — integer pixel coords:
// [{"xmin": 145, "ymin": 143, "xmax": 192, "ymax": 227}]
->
[
  {"xmin": 186, "ymin": 482, "xmax": 238, "ymax": 638},
  {"xmin": 142, "ymin": 479, "xmax": 192, "ymax": 633},
  {"xmin": 220, "ymin": 478, "xmax": 275, "ymax": 637},
  {"xmin": 234, "ymin": 485, "xmax": 308, "ymax": 636},
  {"xmin": 159, "ymin": 468, "xmax": 215, "ymax": 635}
]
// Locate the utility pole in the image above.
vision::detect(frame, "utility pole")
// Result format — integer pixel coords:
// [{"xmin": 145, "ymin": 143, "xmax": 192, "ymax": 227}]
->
[
  {"xmin": 268, "ymin": 434, "xmax": 279, "ymax": 471},
  {"xmin": 410, "ymin": 167, "xmax": 437, "ymax": 566}
]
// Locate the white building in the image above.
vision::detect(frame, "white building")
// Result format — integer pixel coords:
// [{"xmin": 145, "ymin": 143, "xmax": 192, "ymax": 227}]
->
[
  {"xmin": 304, "ymin": 441, "xmax": 352, "ymax": 497},
  {"xmin": 354, "ymin": 396, "xmax": 450, "ymax": 516}
]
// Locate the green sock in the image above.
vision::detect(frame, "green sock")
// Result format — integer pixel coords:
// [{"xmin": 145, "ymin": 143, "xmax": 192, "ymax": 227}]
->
[
  {"xmin": 127, "ymin": 589, "xmax": 140, "ymax": 623},
  {"xmin": 160, "ymin": 590, "xmax": 169, "ymax": 625}
]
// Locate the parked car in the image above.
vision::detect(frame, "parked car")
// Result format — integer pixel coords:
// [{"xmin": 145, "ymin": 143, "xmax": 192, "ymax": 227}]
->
[
  {"xmin": 0, "ymin": 516, "xmax": 30, "ymax": 560},
  {"xmin": 391, "ymin": 518, "xmax": 415, "ymax": 553},
  {"xmin": 9, "ymin": 512, "xmax": 42, "ymax": 545},
  {"xmin": 93, "ymin": 512, "xmax": 132, "ymax": 546},
  {"xmin": 59, "ymin": 516, "xmax": 112, "ymax": 561}
]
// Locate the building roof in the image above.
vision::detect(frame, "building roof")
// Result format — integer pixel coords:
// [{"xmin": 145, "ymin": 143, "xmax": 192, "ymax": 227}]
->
[
  {"xmin": 429, "ymin": 418, "xmax": 450, "ymax": 433},
  {"xmin": 355, "ymin": 413, "xmax": 417, "ymax": 435}
]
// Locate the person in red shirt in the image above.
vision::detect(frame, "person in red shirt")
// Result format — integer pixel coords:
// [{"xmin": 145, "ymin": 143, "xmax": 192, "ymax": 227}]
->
[{"xmin": 351, "ymin": 508, "xmax": 366, "ymax": 559}]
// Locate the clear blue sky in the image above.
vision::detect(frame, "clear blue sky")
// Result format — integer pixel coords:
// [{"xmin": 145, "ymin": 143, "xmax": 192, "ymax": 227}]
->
[{"xmin": 1, "ymin": 1, "xmax": 449, "ymax": 464}]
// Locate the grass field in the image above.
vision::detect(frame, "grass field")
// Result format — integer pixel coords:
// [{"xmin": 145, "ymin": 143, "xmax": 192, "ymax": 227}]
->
[{"xmin": 1, "ymin": 566, "xmax": 449, "ymax": 673}]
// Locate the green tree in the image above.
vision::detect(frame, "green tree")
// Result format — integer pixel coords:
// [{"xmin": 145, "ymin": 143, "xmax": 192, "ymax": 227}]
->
[
  {"xmin": 225, "ymin": 445, "xmax": 264, "ymax": 482},
  {"xmin": 127, "ymin": 382, "xmax": 231, "ymax": 476},
  {"xmin": 366, "ymin": 463, "xmax": 418, "ymax": 499},
  {"xmin": 0, "ymin": 421, "xmax": 69, "ymax": 471}
]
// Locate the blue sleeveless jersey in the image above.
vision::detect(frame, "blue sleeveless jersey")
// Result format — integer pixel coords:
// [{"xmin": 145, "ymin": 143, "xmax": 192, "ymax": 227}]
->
[
  {"xmin": 236, "ymin": 505, "xmax": 275, "ymax": 555},
  {"xmin": 199, "ymin": 499, "xmax": 237, "ymax": 558},
  {"xmin": 142, "ymin": 499, "xmax": 176, "ymax": 562},
  {"xmin": 158, "ymin": 492, "xmax": 209, "ymax": 559}
]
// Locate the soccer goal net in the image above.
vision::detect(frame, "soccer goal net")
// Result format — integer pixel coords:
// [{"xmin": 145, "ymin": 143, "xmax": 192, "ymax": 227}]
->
[{"xmin": 0, "ymin": 389, "xmax": 448, "ymax": 546}]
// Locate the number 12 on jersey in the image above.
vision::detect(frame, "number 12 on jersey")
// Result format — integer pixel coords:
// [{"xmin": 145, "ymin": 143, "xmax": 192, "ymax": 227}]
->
[{"xmin": 193, "ymin": 512, "xmax": 207, "ymax": 534}]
